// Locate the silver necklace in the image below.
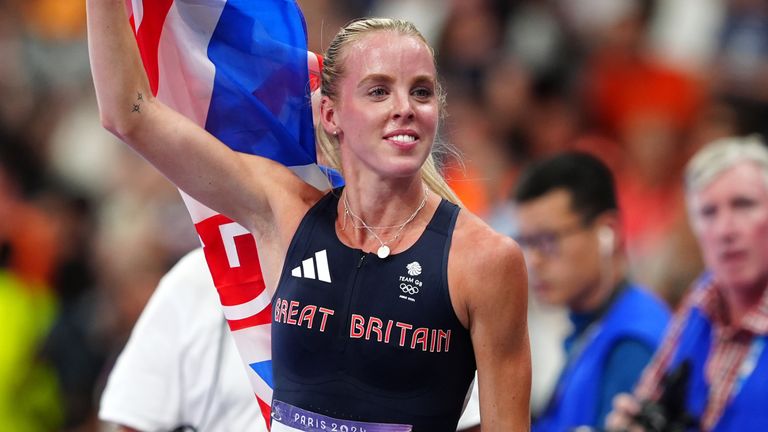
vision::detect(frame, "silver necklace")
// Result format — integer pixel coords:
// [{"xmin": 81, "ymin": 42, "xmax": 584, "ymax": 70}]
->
[{"xmin": 343, "ymin": 186, "xmax": 429, "ymax": 259}]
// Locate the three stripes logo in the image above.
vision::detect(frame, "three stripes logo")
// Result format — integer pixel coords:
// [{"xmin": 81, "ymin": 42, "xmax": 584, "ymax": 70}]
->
[{"xmin": 291, "ymin": 250, "xmax": 332, "ymax": 283}]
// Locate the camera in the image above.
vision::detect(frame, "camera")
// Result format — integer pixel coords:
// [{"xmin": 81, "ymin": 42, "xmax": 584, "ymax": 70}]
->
[{"xmin": 631, "ymin": 360, "xmax": 699, "ymax": 432}]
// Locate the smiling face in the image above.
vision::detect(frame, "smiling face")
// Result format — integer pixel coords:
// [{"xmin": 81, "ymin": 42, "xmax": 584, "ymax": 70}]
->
[
  {"xmin": 320, "ymin": 31, "xmax": 439, "ymax": 181},
  {"xmin": 689, "ymin": 162, "xmax": 768, "ymax": 293}
]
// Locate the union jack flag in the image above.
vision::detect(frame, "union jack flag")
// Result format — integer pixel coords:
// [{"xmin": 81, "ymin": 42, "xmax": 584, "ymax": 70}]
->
[{"xmin": 125, "ymin": 0, "xmax": 325, "ymax": 425}]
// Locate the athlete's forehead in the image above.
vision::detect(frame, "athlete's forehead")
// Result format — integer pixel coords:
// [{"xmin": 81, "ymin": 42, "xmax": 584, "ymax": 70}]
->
[{"xmin": 339, "ymin": 32, "xmax": 436, "ymax": 85}]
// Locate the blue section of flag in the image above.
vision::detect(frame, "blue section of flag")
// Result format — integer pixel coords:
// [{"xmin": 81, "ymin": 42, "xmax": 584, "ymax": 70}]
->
[
  {"xmin": 205, "ymin": 0, "xmax": 316, "ymax": 166},
  {"xmin": 250, "ymin": 360, "xmax": 274, "ymax": 388},
  {"xmin": 319, "ymin": 166, "xmax": 345, "ymax": 188}
]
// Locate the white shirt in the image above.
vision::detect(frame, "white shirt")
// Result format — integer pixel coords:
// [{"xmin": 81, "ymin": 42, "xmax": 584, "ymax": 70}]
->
[
  {"xmin": 99, "ymin": 249, "xmax": 266, "ymax": 432},
  {"xmin": 456, "ymin": 374, "xmax": 480, "ymax": 430}
]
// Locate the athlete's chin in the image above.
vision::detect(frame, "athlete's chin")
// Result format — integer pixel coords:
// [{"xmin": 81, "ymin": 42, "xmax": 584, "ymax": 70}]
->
[{"xmin": 375, "ymin": 157, "xmax": 426, "ymax": 179}]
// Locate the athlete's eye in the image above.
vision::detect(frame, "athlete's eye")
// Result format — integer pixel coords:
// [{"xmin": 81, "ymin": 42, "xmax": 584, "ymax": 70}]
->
[
  {"xmin": 412, "ymin": 87, "xmax": 433, "ymax": 100},
  {"xmin": 368, "ymin": 87, "xmax": 388, "ymax": 99}
]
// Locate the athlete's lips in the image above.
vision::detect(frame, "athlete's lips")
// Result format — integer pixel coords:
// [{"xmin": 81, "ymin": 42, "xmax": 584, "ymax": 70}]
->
[{"xmin": 383, "ymin": 129, "xmax": 420, "ymax": 150}]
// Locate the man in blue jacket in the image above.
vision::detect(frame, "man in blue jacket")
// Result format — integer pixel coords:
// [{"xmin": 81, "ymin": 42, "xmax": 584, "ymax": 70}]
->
[
  {"xmin": 514, "ymin": 152, "xmax": 671, "ymax": 431},
  {"xmin": 607, "ymin": 136, "xmax": 768, "ymax": 432}
]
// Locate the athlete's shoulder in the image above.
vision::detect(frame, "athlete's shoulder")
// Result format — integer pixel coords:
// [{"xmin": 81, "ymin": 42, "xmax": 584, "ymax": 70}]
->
[
  {"xmin": 449, "ymin": 209, "xmax": 526, "ymax": 311},
  {"xmin": 452, "ymin": 208, "xmax": 523, "ymax": 265},
  {"xmin": 448, "ymin": 208, "xmax": 528, "ymax": 331}
]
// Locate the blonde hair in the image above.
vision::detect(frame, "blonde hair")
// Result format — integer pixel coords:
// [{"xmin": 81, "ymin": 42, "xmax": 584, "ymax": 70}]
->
[
  {"xmin": 685, "ymin": 135, "xmax": 768, "ymax": 197},
  {"xmin": 316, "ymin": 17, "xmax": 461, "ymax": 205}
]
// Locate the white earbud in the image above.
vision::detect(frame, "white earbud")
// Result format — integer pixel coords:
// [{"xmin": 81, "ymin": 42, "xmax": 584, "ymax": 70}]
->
[{"xmin": 598, "ymin": 226, "xmax": 615, "ymax": 257}]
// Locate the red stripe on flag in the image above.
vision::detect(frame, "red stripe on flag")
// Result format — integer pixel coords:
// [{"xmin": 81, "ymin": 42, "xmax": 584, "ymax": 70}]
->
[
  {"xmin": 257, "ymin": 397, "xmax": 272, "ymax": 431},
  {"xmin": 133, "ymin": 0, "xmax": 174, "ymax": 95},
  {"xmin": 227, "ymin": 305, "xmax": 272, "ymax": 331},
  {"xmin": 197, "ymin": 215, "xmax": 265, "ymax": 293},
  {"xmin": 217, "ymin": 280, "xmax": 267, "ymax": 307}
]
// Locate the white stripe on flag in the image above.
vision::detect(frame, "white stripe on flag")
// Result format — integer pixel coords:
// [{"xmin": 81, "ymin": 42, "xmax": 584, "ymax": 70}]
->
[
  {"xmin": 219, "ymin": 222, "xmax": 252, "ymax": 268},
  {"xmin": 131, "ymin": 0, "xmax": 144, "ymax": 31},
  {"xmin": 231, "ymin": 323, "xmax": 272, "ymax": 363},
  {"xmin": 231, "ymin": 325, "xmax": 273, "ymax": 404},
  {"xmin": 248, "ymin": 370, "xmax": 274, "ymax": 405},
  {"xmin": 179, "ymin": 190, "xmax": 217, "ymax": 225},
  {"xmin": 156, "ymin": 0, "xmax": 224, "ymax": 126},
  {"xmin": 222, "ymin": 290, "xmax": 273, "ymax": 321},
  {"xmin": 289, "ymin": 164, "xmax": 335, "ymax": 190}
]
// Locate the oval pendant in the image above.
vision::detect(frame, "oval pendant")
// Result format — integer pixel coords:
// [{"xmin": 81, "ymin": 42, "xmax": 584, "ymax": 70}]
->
[{"xmin": 377, "ymin": 245, "xmax": 391, "ymax": 259}]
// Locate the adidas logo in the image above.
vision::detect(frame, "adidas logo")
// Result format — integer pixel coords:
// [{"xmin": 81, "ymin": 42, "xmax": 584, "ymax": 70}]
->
[{"xmin": 291, "ymin": 250, "xmax": 332, "ymax": 283}]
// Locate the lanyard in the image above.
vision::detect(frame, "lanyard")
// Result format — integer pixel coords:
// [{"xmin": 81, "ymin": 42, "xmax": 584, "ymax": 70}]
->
[{"xmin": 730, "ymin": 335, "xmax": 766, "ymax": 399}]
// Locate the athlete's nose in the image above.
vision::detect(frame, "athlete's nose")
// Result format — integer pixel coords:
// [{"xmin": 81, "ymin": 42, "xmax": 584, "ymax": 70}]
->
[{"xmin": 391, "ymin": 90, "xmax": 415, "ymax": 120}]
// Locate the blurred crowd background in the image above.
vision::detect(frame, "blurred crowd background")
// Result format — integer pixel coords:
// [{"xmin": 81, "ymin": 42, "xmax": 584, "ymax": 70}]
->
[{"xmin": 1, "ymin": 0, "xmax": 767, "ymax": 430}]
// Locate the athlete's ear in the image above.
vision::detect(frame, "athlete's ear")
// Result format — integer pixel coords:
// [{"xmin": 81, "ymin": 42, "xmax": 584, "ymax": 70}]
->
[{"xmin": 319, "ymin": 96, "xmax": 340, "ymax": 137}]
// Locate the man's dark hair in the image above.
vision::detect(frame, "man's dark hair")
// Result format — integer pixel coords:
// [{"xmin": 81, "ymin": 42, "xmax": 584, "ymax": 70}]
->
[{"xmin": 513, "ymin": 152, "xmax": 618, "ymax": 224}]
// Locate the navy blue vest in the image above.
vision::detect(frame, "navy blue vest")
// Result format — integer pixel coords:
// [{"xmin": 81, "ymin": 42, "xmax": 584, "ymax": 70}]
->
[{"xmin": 272, "ymin": 190, "xmax": 476, "ymax": 431}]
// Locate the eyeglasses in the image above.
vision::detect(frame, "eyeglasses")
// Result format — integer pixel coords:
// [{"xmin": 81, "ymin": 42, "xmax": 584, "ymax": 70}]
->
[{"xmin": 515, "ymin": 223, "xmax": 588, "ymax": 257}]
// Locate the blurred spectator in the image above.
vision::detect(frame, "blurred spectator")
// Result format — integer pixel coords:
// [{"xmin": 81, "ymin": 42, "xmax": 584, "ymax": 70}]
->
[
  {"xmin": 502, "ymin": 1, "xmax": 568, "ymax": 77},
  {"xmin": 576, "ymin": 0, "xmax": 705, "ymax": 304},
  {"xmin": 0, "ymin": 134, "xmax": 58, "ymax": 286},
  {"xmin": 711, "ymin": 0, "xmax": 768, "ymax": 139},
  {"xmin": 296, "ymin": 0, "xmax": 355, "ymax": 56},
  {"xmin": 99, "ymin": 249, "xmax": 267, "ymax": 432},
  {"xmin": 607, "ymin": 135, "xmax": 768, "ymax": 432},
  {"xmin": 0, "ymin": 139, "xmax": 64, "ymax": 432},
  {"xmin": 0, "ymin": 263, "xmax": 63, "ymax": 432},
  {"xmin": 514, "ymin": 152, "xmax": 670, "ymax": 430},
  {"xmin": 525, "ymin": 294, "xmax": 571, "ymax": 418},
  {"xmin": 481, "ymin": 58, "xmax": 531, "ymax": 159},
  {"xmin": 40, "ymin": 191, "xmax": 106, "ymax": 431},
  {"xmin": 436, "ymin": 0, "xmax": 506, "ymax": 92},
  {"xmin": 443, "ymin": 91, "xmax": 509, "ymax": 217},
  {"xmin": 648, "ymin": 0, "xmax": 724, "ymax": 72},
  {"xmin": 371, "ymin": 0, "xmax": 448, "ymax": 44}
]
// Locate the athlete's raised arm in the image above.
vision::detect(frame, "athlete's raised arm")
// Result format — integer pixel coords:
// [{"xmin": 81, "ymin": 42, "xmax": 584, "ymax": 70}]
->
[{"xmin": 86, "ymin": 0, "xmax": 317, "ymax": 240}]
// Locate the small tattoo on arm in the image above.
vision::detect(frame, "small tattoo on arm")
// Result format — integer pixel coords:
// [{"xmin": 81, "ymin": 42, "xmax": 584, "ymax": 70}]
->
[{"xmin": 131, "ymin": 92, "xmax": 144, "ymax": 113}]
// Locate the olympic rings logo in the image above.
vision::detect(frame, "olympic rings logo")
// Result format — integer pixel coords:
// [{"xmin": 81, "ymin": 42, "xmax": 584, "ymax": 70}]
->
[{"xmin": 400, "ymin": 283, "xmax": 420, "ymax": 295}]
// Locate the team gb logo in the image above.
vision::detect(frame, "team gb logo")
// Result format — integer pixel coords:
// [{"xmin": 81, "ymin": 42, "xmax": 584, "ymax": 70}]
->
[{"xmin": 407, "ymin": 262, "xmax": 422, "ymax": 277}]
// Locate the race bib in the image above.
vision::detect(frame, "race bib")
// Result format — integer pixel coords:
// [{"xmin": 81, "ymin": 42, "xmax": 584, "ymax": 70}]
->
[{"xmin": 271, "ymin": 400, "xmax": 413, "ymax": 432}]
